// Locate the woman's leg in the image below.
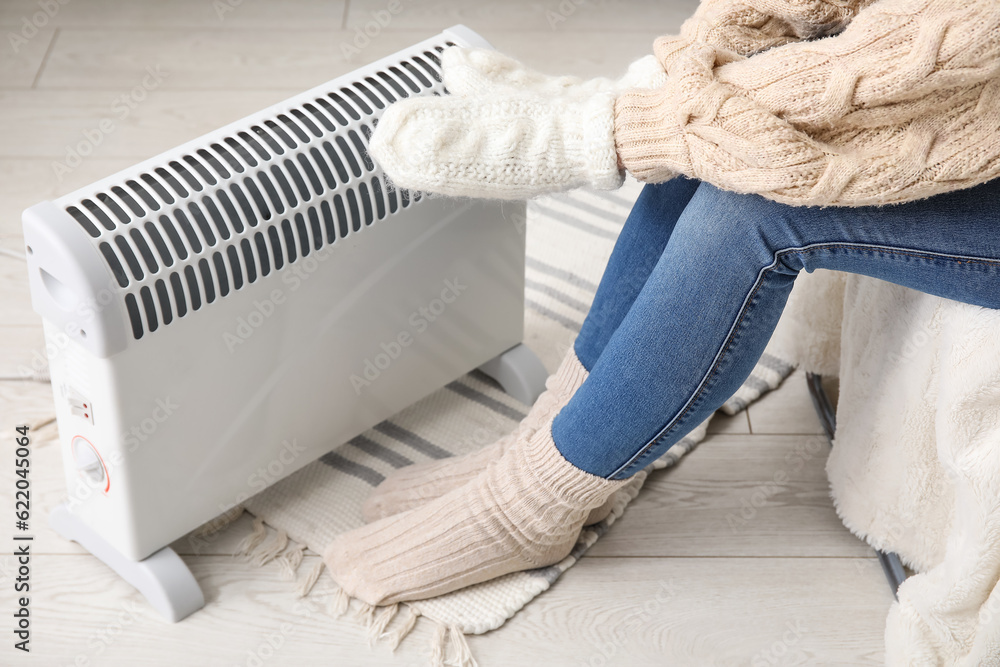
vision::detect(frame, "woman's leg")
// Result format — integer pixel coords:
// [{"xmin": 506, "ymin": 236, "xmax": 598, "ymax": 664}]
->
[
  {"xmin": 574, "ymin": 177, "xmax": 702, "ymax": 369},
  {"xmin": 326, "ymin": 176, "xmax": 1000, "ymax": 607},
  {"xmin": 554, "ymin": 177, "xmax": 1000, "ymax": 479},
  {"xmin": 359, "ymin": 177, "xmax": 700, "ymax": 521}
]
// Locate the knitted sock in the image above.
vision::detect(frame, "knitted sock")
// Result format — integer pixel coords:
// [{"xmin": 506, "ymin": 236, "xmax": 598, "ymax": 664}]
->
[
  {"xmin": 324, "ymin": 422, "xmax": 637, "ymax": 606},
  {"xmin": 360, "ymin": 348, "xmax": 591, "ymax": 523}
]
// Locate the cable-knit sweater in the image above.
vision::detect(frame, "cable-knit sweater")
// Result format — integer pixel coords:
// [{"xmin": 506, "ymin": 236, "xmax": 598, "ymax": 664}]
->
[{"xmin": 614, "ymin": 0, "xmax": 1000, "ymax": 206}]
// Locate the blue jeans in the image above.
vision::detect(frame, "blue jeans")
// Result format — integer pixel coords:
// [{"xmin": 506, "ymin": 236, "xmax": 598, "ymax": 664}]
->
[{"xmin": 552, "ymin": 177, "xmax": 1000, "ymax": 480}]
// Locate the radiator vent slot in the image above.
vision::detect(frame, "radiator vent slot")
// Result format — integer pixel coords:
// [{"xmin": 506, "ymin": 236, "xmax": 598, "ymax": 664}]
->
[
  {"xmin": 120, "ymin": 177, "xmax": 395, "ymax": 340},
  {"xmin": 69, "ymin": 42, "xmax": 452, "ymax": 341}
]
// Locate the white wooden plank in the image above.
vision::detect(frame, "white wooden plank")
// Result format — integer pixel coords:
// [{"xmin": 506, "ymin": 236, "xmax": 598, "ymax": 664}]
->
[
  {"xmin": 706, "ymin": 409, "xmax": 750, "ymax": 435},
  {"xmin": 0, "ymin": 378, "xmax": 54, "ymax": 434},
  {"xmin": 0, "ymin": 256, "xmax": 35, "ymax": 327},
  {"xmin": 748, "ymin": 368, "xmax": 828, "ymax": 435},
  {"xmin": 471, "ymin": 556, "xmax": 889, "ymax": 666},
  {"xmin": 1, "ymin": 554, "xmax": 443, "ymax": 666},
  {"xmin": 38, "ymin": 28, "xmax": 402, "ymax": 91},
  {"xmin": 0, "ymin": 0, "xmax": 346, "ymax": 29},
  {"xmin": 347, "ymin": 0, "xmax": 699, "ymax": 34},
  {"xmin": 590, "ymin": 434, "xmax": 872, "ymax": 558},
  {"xmin": 0, "ymin": 554, "xmax": 888, "ymax": 666},
  {"xmin": 38, "ymin": 27, "xmax": 674, "ymax": 91},
  {"xmin": 0, "ymin": 89, "xmax": 292, "ymax": 159},
  {"xmin": 0, "ymin": 25, "xmax": 55, "ymax": 88},
  {"xmin": 0, "ymin": 326, "xmax": 47, "ymax": 380}
]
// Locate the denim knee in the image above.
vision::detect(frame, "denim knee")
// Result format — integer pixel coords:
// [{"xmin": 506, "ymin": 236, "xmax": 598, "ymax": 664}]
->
[{"xmin": 679, "ymin": 183, "xmax": 805, "ymax": 276}]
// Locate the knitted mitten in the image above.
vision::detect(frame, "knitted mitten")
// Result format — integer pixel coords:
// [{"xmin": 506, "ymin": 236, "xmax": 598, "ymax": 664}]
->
[
  {"xmin": 367, "ymin": 88, "xmax": 621, "ymax": 199},
  {"xmin": 361, "ymin": 348, "xmax": 617, "ymax": 524},
  {"xmin": 324, "ymin": 421, "xmax": 643, "ymax": 606},
  {"xmin": 366, "ymin": 47, "xmax": 668, "ymax": 199},
  {"xmin": 441, "ymin": 47, "xmax": 667, "ymax": 99}
]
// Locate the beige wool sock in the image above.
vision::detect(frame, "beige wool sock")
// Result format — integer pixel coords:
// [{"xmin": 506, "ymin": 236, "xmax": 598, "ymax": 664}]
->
[
  {"xmin": 360, "ymin": 348, "xmax": 592, "ymax": 523},
  {"xmin": 324, "ymin": 421, "xmax": 639, "ymax": 607}
]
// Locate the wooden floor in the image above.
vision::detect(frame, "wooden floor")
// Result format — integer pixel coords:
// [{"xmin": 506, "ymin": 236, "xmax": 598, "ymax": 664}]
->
[{"xmin": 0, "ymin": 1, "xmax": 891, "ymax": 664}]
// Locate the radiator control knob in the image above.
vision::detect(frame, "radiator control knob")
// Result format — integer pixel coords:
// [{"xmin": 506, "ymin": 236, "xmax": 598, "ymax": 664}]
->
[{"xmin": 71, "ymin": 436, "xmax": 108, "ymax": 491}]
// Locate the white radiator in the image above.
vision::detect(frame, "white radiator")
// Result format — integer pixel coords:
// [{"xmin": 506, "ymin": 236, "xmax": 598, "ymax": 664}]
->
[{"xmin": 21, "ymin": 25, "xmax": 546, "ymax": 622}]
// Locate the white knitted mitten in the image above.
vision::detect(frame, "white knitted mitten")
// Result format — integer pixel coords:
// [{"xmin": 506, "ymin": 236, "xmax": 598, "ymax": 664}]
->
[
  {"xmin": 368, "ymin": 90, "xmax": 621, "ymax": 199},
  {"xmin": 441, "ymin": 47, "xmax": 667, "ymax": 99},
  {"xmin": 367, "ymin": 49, "xmax": 666, "ymax": 199}
]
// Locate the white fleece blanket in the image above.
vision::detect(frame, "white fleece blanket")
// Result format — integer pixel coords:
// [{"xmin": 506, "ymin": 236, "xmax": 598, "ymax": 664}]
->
[{"xmin": 772, "ymin": 269, "xmax": 1000, "ymax": 666}]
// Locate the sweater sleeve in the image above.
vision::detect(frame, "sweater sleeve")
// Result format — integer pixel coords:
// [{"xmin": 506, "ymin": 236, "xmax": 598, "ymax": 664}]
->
[{"xmin": 615, "ymin": 0, "xmax": 1000, "ymax": 207}]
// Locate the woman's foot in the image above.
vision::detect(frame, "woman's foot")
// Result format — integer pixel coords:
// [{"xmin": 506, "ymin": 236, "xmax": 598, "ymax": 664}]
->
[
  {"xmin": 360, "ymin": 348, "xmax": 589, "ymax": 523},
  {"xmin": 324, "ymin": 421, "xmax": 638, "ymax": 606}
]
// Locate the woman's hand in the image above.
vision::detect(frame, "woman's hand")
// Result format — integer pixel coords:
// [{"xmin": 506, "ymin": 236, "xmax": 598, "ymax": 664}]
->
[{"xmin": 366, "ymin": 47, "xmax": 666, "ymax": 200}]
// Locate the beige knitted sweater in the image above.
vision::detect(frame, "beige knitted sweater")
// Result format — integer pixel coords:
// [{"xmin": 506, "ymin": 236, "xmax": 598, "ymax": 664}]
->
[{"xmin": 614, "ymin": 0, "xmax": 1000, "ymax": 206}]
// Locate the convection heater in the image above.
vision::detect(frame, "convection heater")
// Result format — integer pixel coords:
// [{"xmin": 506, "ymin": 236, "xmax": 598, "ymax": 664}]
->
[{"xmin": 22, "ymin": 25, "xmax": 546, "ymax": 622}]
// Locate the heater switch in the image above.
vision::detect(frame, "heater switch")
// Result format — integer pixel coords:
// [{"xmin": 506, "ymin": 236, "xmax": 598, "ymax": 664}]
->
[
  {"xmin": 71, "ymin": 436, "xmax": 106, "ymax": 488},
  {"xmin": 64, "ymin": 386, "xmax": 94, "ymax": 425}
]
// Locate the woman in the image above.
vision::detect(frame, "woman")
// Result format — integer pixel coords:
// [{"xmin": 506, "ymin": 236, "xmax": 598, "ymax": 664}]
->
[{"xmin": 324, "ymin": 0, "xmax": 1000, "ymax": 606}]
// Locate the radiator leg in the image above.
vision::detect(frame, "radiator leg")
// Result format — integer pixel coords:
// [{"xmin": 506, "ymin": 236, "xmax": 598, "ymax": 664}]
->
[
  {"xmin": 478, "ymin": 343, "xmax": 548, "ymax": 406},
  {"xmin": 49, "ymin": 502, "xmax": 205, "ymax": 622}
]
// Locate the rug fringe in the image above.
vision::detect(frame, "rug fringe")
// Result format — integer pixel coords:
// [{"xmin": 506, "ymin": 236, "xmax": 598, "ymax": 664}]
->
[
  {"xmin": 328, "ymin": 585, "xmax": 351, "ymax": 617},
  {"xmin": 446, "ymin": 625, "xmax": 478, "ymax": 667},
  {"xmin": 295, "ymin": 558, "xmax": 326, "ymax": 597},
  {"xmin": 234, "ymin": 515, "xmax": 267, "ymax": 558},
  {"xmin": 366, "ymin": 603, "xmax": 399, "ymax": 647},
  {"xmin": 321, "ymin": 584, "xmax": 423, "ymax": 654},
  {"xmin": 250, "ymin": 528, "xmax": 288, "ymax": 566},
  {"xmin": 354, "ymin": 600, "xmax": 376, "ymax": 627},
  {"xmin": 385, "ymin": 605, "xmax": 419, "ymax": 651},
  {"xmin": 276, "ymin": 542, "xmax": 307, "ymax": 580},
  {"xmin": 307, "ymin": 566, "xmax": 472, "ymax": 664},
  {"xmin": 429, "ymin": 622, "xmax": 448, "ymax": 667}
]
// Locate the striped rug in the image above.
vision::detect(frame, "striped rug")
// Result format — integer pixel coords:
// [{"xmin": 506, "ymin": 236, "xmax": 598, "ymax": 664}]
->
[{"xmin": 207, "ymin": 178, "xmax": 796, "ymax": 665}]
